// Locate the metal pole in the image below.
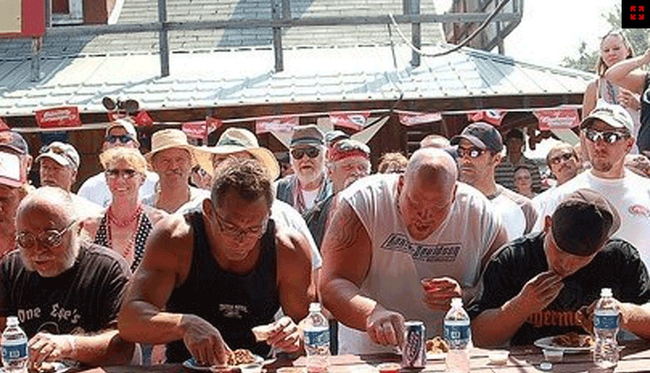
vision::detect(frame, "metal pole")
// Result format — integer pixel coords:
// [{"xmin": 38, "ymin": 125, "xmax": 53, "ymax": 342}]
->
[
  {"xmin": 30, "ymin": 37, "xmax": 42, "ymax": 82},
  {"xmin": 272, "ymin": 0, "xmax": 284, "ymax": 72},
  {"xmin": 158, "ymin": 0, "xmax": 170, "ymax": 77},
  {"xmin": 281, "ymin": 0, "xmax": 291, "ymax": 19},
  {"xmin": 410, "ymin": 0, "xmax": 421, "ymax": 67}
]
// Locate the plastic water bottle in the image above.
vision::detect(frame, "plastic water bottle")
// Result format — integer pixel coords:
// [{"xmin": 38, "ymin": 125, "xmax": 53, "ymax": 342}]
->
[
  {"xmin": 593, "ymin": 288, "xmax": 620, "ymax": 369},
  {"xmin": 444, "ymin": 298, "xmax": 471, "ymax": 373},
  {"xmin": 1, "ymin": 316, "xmax": 28, "ymax": 373},
  {"xmin": 303, "ymin": 302, "xmax": 330, "ymax": 373}
]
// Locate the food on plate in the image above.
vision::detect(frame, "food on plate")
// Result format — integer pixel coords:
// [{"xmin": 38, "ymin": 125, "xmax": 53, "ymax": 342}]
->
[
  {"xmin": 551, "ymin": 332, "xmax": 594, "ymax": 348},
  {"xmin": 425, "ymin": 336, "xmax": 449, "ymax": 354},
  {"xmin": 28, "ymin": 362, "xmax": 57, "ymax": 373},
  {"xmin": 227, "ymin": 349, "xmax": 258, "ymax": 366},
  {"xmin": 252, "ymin": 324, "xmax": 274, "ymax": 341}
]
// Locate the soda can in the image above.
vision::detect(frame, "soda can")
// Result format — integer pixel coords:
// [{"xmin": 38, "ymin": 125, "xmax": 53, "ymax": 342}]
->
[{"xmin": 402, "ymin": 320, "xmax": 426, "ymax": 368}]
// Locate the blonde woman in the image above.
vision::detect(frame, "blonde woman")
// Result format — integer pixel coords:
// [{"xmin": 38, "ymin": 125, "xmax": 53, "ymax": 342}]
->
[{"xmin": 85, "ymin": 147, "xmax": 166, "ymax": 271}]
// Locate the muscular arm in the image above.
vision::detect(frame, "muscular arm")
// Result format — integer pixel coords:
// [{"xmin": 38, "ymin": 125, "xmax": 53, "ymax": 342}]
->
[
  {"xmin": 118, "ymin": 215, "xmax": 192, "ymax": 344},
  {"xmin": 472, "ymin": 296, "xmax": 533, "ymax": 348},
  {"xmin": 604, "ymin": 51, "xmax": 650, "ymax": 94},
  {"xmin": 276, "ymin": 228, "xmax": 315, "ymax": 322},
  {"xmin": 621, "ymin": 302, "xmax": 650, "ymax": 340},
  {"xmin": 319, "ymin": 200, "xmax": 376, "ymax": 331},
  {"xmin": 58, "ymin": 330, "xmax": 133, "ymax": 366}
]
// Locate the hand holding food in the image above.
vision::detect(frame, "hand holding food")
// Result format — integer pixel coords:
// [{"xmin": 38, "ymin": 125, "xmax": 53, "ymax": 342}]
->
[{"xmin": 421, "ymin": 277, "xmax": 462, "ymax": 311}]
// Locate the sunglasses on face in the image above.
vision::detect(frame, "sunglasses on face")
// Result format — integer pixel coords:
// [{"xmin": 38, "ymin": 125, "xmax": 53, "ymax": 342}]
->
[
  {"xmin": 105, "ymin": 169, "xmax": 138, "ymax": 179},
  {"xmin": 291, "ymin": 147, "xmax": 320, "ymax": 160},
  {"xmin": 583, "ymin": 129, "xmax": 629, "ymax": 144},
  {"xmin": 16, "ymin": 220, "xmax": 76, "ymax": 250},
  {"xmin": 549, "ymin": 152, "xmax": 575, "ymax": 165},
  {"xmin": 105, "ymin": 134, "xmax": 134, "ymax": 144},
  {"xmin": 457, "ymin": 147, "xmax": 486, "ymax": 159}
]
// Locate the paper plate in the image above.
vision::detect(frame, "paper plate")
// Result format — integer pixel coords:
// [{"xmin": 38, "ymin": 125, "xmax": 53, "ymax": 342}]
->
[
  {"xmin": 534, "ymin": 336, "xmax": 593, "ymax": 354},
  {"xmin": 183, "ymin": 355, "xmax": 264, "ymax": 371}
]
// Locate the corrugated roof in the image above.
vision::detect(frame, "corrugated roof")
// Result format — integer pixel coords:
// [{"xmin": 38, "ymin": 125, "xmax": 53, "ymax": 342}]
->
[{"xmin": 0, "ymin": 44, "xmax": 595, "ymax": 117}]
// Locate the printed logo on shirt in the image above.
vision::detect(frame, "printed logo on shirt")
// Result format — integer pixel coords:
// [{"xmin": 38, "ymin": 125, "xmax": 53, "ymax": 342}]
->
[
  {"xmin": 218, "ymin": 304, "xmax": 249, "ymax": 319},
  {"xmin": 526, "ymin": 309, "xmax": 580, "ymax": 328},
  {"xmin": 628, "ymin": 204, "xmax": 650, "ymax": 218},
  {"xmin": 381, "ymin": 233, "xmax": 461, "ymax": 262}
]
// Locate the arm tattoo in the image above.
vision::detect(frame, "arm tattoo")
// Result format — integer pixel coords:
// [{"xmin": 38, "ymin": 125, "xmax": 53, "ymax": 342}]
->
[{"xmin": 325, "ymin": 201, "xmax": 363, "ymax": 253}]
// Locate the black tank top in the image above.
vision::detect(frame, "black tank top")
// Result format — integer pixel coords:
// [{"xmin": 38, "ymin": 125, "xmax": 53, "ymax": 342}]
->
[{"xmin": 166, "ymin": 212, "xmax": 280, "ymax": 363}]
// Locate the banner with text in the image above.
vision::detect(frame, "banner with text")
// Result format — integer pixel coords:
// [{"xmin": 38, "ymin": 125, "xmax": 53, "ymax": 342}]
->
[
  {"xmin": 329, "ymin": 112, "xmax": 370, "ymax": 131},
  {"xmin": 35, "ymin": 106, "xmax": 81, "ymax": 128},
  {"xmin": 533, "ymin": 107, "xmax": 580, "ymax": 131},
  {"xmin": 255, "ymin": 116, "xmax": 299, "ymax": 134},
  {"xmin": 396, "ymin": 110, "xmax": 442, "ymax": 126}
]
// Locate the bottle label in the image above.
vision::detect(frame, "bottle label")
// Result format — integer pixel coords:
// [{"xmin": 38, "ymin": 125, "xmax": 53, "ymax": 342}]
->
[
  {"xmin": 594, "ymin": 314, "xmax": 619, "ymax": 329},
  {"xmin": 305, "ymin": 329, "xmax": 330, "ymax": 347},
  {"xmin": 444, "ymin": 322, "xmax": 470, "ymax": 343},
  {"xmin": 2, "ymin": 343, "xmax": 27, "ymax": 360}
]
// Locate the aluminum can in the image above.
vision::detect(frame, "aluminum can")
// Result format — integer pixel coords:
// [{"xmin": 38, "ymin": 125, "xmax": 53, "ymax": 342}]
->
[{"xmin": 402, "ymin": 320, "xmax": 426, "ymax": 368}]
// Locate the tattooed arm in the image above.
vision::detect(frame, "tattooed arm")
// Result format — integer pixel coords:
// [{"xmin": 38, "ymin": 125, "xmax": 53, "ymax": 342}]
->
[{"xmin": 319, "ymin": 200, "xmax": 405, "ymax": 347}]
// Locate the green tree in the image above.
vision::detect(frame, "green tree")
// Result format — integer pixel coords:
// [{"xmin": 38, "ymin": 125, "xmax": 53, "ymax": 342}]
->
[{"xmin": 561, "ymin": 5, "xmax": 649, "ymax": 73}]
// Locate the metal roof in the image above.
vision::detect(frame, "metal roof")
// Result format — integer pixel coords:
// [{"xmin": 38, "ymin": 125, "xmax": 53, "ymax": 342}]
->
[{"xmin": 0, "ymin": 43, "xmax": 595, "ymax": 117}]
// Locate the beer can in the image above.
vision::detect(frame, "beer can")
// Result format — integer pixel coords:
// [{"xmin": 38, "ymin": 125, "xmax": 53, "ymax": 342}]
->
[{"xmin": 402, "ymin": 321, "xmax": 426, "ymax": 368}]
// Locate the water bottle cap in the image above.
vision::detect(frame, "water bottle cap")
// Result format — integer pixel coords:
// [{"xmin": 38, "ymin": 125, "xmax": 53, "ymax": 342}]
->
[
  {"xmin": 601, "ymin": 288, "xmax": 613, "ymax": 297},
  {"xmin": 309, "ymin": 302, "xmax": 322, "ymax": 312},
  {"xmin": 451, "ymin": 298, "xmax": 463, "ymax": 307},
  {"xmin": 6, "ymin": 316, "xmax": 18, "ymax": 326}
]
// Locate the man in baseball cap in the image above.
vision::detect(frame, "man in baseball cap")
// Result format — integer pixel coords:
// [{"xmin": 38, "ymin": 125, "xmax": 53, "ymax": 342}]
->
[
  {"xmin": 471, "ymin": 188, "xmax": 650, "ymax": 347},
  {"xmin": 36, "ymin": 141, "xmax": 80, "ymax": 192},
  {"xmin": 451, "ymin": 122, "xmax": 537, "ymax": 240}
]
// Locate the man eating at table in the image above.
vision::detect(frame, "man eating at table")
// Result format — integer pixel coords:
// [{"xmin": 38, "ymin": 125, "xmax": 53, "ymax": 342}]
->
[
  {"xmin": 470, "ymin": 189, "xmax": 650, "ymax": 347},
  {"xmin": 118, "ymin": 158, "xmax": 314, "ymax": 366}
]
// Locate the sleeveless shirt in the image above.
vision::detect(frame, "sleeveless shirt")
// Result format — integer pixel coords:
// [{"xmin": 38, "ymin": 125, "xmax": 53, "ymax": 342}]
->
[
  {"xmin": 93, "ymin": 211, "xmax": 153, "ymax": 272},
  {"xmin": 165, "ymin": 212, "xmax": 280, "ymax": 363}
]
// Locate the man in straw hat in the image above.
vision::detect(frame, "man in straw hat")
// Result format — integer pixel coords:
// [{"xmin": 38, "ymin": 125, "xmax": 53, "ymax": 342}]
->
[
  {"xmin": 78, "ymin": 119, "xmax": 159, "ymax": 207},
  {"xmin": 471, "ymin": 189, "xmax": 650, "ymax": 347},
  {"xmin": 143, "ymin": 129, "xmax": 209, "ymax": 214},
  {"xmin": 119, "ymin": 157, "xmax": 314, "ymax": 366},
  {"xmin": 193, "ymin": 127, "xmax": 322, "ymax": 270}
]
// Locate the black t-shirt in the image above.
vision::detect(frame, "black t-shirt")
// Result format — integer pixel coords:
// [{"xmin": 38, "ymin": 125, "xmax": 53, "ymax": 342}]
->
[
  {"xmin": 468, "ymin": 232, "xmax": 650, "ymax": 346},
  {"xmin": 0, "ymin": 243, "xmax": 131, "ymax": 337}
]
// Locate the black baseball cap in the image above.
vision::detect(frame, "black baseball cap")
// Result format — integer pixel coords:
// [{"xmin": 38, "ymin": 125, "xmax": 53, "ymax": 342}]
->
[
  {"xmin": 450, "ymin": 122, "xmax": 503, "ymax": 153},
  {"xmin": 551, "ymin": 189, "xmax": 621, "ymax": 256}
]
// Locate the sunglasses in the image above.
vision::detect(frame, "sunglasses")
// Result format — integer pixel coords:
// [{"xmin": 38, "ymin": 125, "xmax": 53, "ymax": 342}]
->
[
  {"xmin": 583, "ymin": 129, "xmax": 629, "ymax": 144},
  {"xmin": 549, "ymin": 152, "xmax": 575, "ymax": 165},
  {"xmin": 457, "ymin": 147, "xmax": 486, "ymax": 159},
  {"xmin": 16, "ymin": 220, "xmax": 76, "ymax": 250},
  {"xmin": 291, "ymin": 147, "xmax": 320, "ymax": 160},
  {"xmin": 105, "ymin": 169, "xmax": 138, "ymax": 179},
  {"xmin": 105, "ymin": 134, "xmax": 134, "ymax": 144}
]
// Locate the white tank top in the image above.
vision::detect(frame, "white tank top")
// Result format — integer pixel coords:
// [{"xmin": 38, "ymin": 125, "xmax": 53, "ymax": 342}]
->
[{"xmin": 337, "ymin": 174, "xmax": 501, "ymax": 354}]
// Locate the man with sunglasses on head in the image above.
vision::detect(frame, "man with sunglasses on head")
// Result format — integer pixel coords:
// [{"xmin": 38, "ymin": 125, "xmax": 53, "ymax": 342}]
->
[
  {"xmin": 78, "ymin": 119, "xmax": 158, "ymax": 207},
  {"xmin": 276, "ymin": 125, "xmax": 332, "ymax": 215},
  {"xmin": 119, "ymin": 158, "xmax": 314, "ymax": 367},
  {"xmin": 534, "ymin": 103, "xmax": 650, "ymax": 268},
  {"xmin": 0, "ymin": 187, "xmax": 136, "ymax": 367},
  {"xmin": 451, "ymin": 123, "xmax": 538, "ymax": 241}
]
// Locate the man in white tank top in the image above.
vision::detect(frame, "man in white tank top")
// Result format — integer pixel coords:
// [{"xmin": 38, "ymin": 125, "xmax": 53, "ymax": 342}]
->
[{"xmin": 320, "ymin": 148, "xmax": 508, "ymax": 354}]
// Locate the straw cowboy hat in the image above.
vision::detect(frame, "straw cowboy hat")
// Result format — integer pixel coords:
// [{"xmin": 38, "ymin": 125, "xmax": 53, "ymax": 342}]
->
[
  {"xmin": 195, "ymin": 127, "xmax": 280, "ymax": 180},
  {"xmin": 145, "ymin": 129, "xmax": 197, "ymax": 166}
]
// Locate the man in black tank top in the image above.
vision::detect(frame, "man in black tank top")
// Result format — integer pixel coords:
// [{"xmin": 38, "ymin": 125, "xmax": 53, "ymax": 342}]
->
[{"xmin": 119, "ymin": 158, "xmax": 315, "ymax": 367}]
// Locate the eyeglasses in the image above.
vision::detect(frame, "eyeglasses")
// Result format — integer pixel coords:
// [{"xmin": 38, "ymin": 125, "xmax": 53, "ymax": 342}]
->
[
  {"xmin": 105, "ymin": 135, "xmax": 134, "ymax": 144},
  {"xmin": 457, "ymin": 147, "xmax": 486, "ymax": 159},
  {"xmin": 214, "ymin": 211, "xmax": 268, "ymax": 240},
  {"xmin": 16, "ymin": 220, "xmax": 76, "ymax": 250},
  {"xmin": 583, "ymin": 129, "xmax": 629, "ymax": 144},
  {"xmin": 291, "ymin": 147, "xmax": 320, "ymax": 160},
  {"xmin": 105, "ymin": 169, "xmax": 138, "ymax": 179},
  {"xmin": 549, "ymin": 152, "xmax": 576, "ymax": 165}
]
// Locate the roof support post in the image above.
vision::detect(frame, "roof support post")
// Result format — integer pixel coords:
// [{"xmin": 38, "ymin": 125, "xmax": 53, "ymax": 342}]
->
[
  {"xmin": 158, "ymin": 0, "xmax": 170, "ymax": 77},
  {"xmin": 272, "ymin": 0, "xmax": 284, "ymax": 72},
  {"xmin": 30, "ymin": 37, "xmax": 42, "ymax": 82},
  {"xmin": 404, "ymin": 0, "xmax": 421, "ymax": 68}
]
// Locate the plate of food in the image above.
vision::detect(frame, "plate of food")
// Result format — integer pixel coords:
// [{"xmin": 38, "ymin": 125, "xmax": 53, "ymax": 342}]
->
[
  {"xmin": 27, "ymin": 362, "xmax": 71, "ymax": 373},
  {"xmin": 534, "ymin": 332, "xmax": 595, "ymax": 354},
  {"xmin": 183, "ymin": 349, "xmax": 264, "ymax": 372},
  {"xmin": 425, "ymin": 336, "xmax": 449, "ymax": 360}
]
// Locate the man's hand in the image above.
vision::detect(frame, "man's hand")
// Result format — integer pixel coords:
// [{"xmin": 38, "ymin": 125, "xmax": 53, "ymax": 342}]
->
[
  {"xmin": 365, "ymin": 307, "xmax": 405, "ymax": 348},
  {"xmin": 265, "ymin": 316, "xmax": 303, "ymax": 353},
  {"xmin": 181, "ymin": 315, "xmax": 231, "ymax": 366},
  {"xmin": 28, "ymin": 332, "xmax": 73, "ymax": 366},
  {"xmin": 515, "ymin": 271, "xmax": 564, "ymax": 315},
  {"xmin": 421, "ymin": 277, "xmax": 462, "ymax": 312},
  {"xmin": 617, "ymin": 88, "xmax": 640, "ymax": 111}
]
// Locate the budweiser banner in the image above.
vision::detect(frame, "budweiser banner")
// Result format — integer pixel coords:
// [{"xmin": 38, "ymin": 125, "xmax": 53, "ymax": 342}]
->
[
  {"xmin": 182, "ymin": 117, "xmax": 222, "ymax": 139},
  {"xmin": 533, "ymin": 107, "xmax": 580, "ymax": 130},
  {"xmin": 35, "ymin": 106, "xmax": 81, "ymax": 128},
  {"xmin": 329, "ymin": 112, "xmax": 369, "ymax": 131},
  {"xmin": 134, "ymin": 110, "xmax": 154, "ymax": 127},
  {"xmin": 397, "ymin": 111, "xmax": 442, "ymax": 126},
  {"xmin": 467, "ymin": 110, "xmax": 505, "ymax": 127},
  {"xmin": 255, "ymin": 116, "xmax": 299, "ymax": 134}
]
